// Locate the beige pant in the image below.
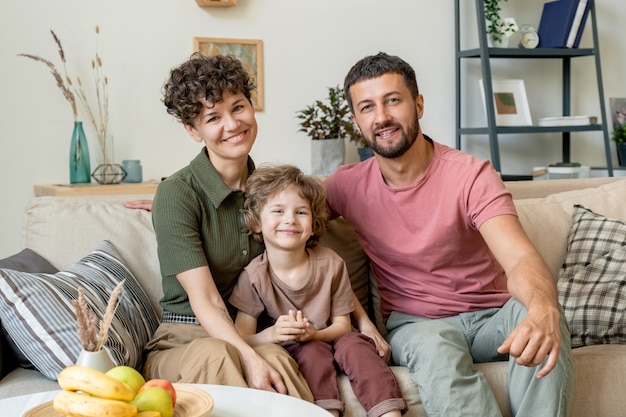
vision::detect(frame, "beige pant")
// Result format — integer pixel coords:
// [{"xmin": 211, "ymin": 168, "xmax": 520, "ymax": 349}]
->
[{"xmin": 143, "ymin": 322, "xmax": 313, "ymax": 401}]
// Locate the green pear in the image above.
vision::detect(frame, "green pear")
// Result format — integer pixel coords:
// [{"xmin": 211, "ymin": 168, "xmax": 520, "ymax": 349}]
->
[
  {"xmin": 105, "ymin": 365, "xmax": 146, "ymax": 395},
  {"xmin": 130, "ymin": 387, "xmax": 174, "ymax": 417}
]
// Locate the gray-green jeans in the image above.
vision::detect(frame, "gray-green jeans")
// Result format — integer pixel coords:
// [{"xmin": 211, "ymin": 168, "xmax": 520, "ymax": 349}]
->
[{"xmin": 386, "ymin": 298, "xmax": 573, "ymax": 417}]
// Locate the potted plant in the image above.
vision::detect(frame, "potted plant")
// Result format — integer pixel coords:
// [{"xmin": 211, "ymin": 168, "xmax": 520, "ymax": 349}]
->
[
  {"xmin": 612, "ymin": 122, "xmax": 626, "ymax": 166},
  {"xmin": 296, "ymin": 86, "xmax": 370, "ymax": 175},
  {"xmin": 484, "ymin": 0, "xmax": 517, "ymax": 46}
]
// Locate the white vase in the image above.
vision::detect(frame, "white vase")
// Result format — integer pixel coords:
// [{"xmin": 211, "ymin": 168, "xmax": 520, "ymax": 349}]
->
[
  {"xmin": 76, "ymin": 348, "xmax": 116, "ymax": 372},
  {"xmin": 486, "ymin": 17, "xmax": 518, "ymax": 48},
  {"xmin": 311, "ymin": 138, "xmax": 345, "ymax": 177}
]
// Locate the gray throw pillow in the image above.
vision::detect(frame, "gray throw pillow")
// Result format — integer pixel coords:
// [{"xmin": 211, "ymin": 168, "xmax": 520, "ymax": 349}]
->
[{"xmin": 0, "ymin": 241, "xmax": 159, "ymax": 380}]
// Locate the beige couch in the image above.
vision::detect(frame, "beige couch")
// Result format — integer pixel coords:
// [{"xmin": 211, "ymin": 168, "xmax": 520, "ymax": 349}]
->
[{"xmin": 1, "ymin": 177, "xmax": 626, "ymax": 417}]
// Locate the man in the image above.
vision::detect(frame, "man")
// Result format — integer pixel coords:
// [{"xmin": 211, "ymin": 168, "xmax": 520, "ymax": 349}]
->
[{"xmin": 324, "ymin": 52, "xmax": 573, "ymax": 417}]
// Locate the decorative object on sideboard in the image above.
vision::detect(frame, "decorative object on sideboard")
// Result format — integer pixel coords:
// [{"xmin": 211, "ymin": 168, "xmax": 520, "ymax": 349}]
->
[
  {"xmin": 483, "ymin": 0, "xmax": 517, "ymax": 46},
  {"xmin": 91, "ymin": 134, "xmax": 127, "ymax": 184},
  {"xmin": 69, "ymin": 121, "xmax": 92, "ymax": 184},
  {"xmin": 75, "ymin": 27, "xmax": 125, "ymax": 184},
  {"xmin": 296, "ymin": 86, "xmax": 363, "ymax": 176},
  {"xmin": 194, "ymin": 37, "xmax": 264, "ymax": 111},
  {"xmin": 122, "ymin": 160, "xmax": 143, "ymax": 183},
  {"xmin": 19, "ymin": 30, "xmax": 92, "ymax": 184}
]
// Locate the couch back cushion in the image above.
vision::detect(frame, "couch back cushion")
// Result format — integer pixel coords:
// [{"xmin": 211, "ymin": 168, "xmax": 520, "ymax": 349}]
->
[
  {"xmin": 513, "ymin": 179, "xmax": 626, "ymax": 279},
  {"xmin": 23, "ymin": 197, "xmax": 163, "ymax": 317}
]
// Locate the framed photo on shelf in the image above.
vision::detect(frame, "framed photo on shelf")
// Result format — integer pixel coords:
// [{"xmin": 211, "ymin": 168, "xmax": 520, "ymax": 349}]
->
[
  {"xmin": 479, "ymin": 79, "xmax": 532, "ymax": 126},
  {"xmin": 609, "ymin": 97, "xmax": 626, "ymax": 129},
  {"xmin": 194, "ymin": 37, "xmax": 264, "ymax": 111}
]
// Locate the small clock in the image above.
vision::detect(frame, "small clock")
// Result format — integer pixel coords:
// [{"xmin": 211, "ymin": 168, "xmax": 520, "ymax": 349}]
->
[{"xmin": 519, "ymin": 24, "xmax": 539, "ymax": 49}]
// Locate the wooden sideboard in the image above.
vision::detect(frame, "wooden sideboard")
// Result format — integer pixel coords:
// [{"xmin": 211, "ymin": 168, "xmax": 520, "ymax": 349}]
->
[{"xmin": 34, "ymin": 182, "xmax": 159, "ymax": 197}]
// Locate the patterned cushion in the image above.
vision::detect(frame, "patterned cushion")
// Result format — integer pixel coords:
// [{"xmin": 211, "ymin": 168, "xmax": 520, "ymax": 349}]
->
[
  {"xmin": 0, "ymin": 248, "xmax": 61, "ymax": 375},
  {"xmin": 0, "ymin": 241, "xmax": 159, "ymax": 380},
  {"xmin": 558, "ymin": 205, "xmax": 626, "ymax": 348}
]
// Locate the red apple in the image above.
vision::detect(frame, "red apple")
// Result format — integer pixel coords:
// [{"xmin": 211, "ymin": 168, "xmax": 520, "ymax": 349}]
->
[{"xmin": 138, "ymin": 379, "xmax": 176, "ymax": 406}]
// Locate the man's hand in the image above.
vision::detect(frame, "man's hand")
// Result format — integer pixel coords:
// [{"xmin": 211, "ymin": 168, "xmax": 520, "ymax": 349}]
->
[
  {"xmin": 497, "ymin": 306, "xmax": 561, "ymax": 378},
  {"xmin": 359, "ymin": 320, "xmax": 392, "ymax": 363}
]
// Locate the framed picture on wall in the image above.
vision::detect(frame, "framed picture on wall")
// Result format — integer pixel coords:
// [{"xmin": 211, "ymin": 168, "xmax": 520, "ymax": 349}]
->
[
  {"xmin": 479, "ymin": 79, "xmax": 532, "ymax": 126},
  {"xmin": 194, "ymin": 37, "xmax": 264, "ymax": 111}
]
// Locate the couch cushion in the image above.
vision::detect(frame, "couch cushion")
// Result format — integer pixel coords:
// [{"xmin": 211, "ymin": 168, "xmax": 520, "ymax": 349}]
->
[
  {"xmin": 23, "ymin": 197, "xmax": 163, "ymax": 317},
  {"xmin": 0, "ymin": 241, "xmax": 159, "ymax": 380},
  {"xmin": 513, "ymin": 178, "xmax": 626, "ymax": 279},
  {"xmin": 320, "ymin": 217, "xmax": 369, "ymax": 311},
  {"xmin": 558, "ymin": 205, "xmax": 626, "ymax": 347}
]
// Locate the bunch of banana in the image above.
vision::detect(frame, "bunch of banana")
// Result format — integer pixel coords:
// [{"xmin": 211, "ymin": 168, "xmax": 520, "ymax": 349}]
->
[{"xmin": 53, "ymin": 365, "xmax": 138, "ymax": 417}]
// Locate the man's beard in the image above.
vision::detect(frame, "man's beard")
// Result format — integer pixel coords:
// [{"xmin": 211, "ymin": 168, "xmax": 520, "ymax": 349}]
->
[{"xmin": 367, "ymin": 117, "xmax": 420, "ymax": 159}]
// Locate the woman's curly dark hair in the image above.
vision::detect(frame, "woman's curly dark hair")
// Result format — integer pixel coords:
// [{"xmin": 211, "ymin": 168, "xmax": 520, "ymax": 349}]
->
[
  {"xmin": 162, "ymin": 52, "xmax": 256, "ymax": 126},
  {"xmin": 243, "ymin": 164, "xmax": 328, "ymax": 248}
]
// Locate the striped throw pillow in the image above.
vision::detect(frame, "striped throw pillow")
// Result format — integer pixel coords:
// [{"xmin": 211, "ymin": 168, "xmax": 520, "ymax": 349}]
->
[{"xmin": 0, "ymin": 241, "xmax": 159, "ymax": 380}]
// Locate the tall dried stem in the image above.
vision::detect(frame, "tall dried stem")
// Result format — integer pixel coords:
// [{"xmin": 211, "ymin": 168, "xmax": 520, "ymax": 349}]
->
[
  {"xmin": 18, "ymin": 30, "xmax": 78, "ymax": 121},
  {"xmin": 74, "ymin": 26, "xmax": 109, "ymax": 165}
]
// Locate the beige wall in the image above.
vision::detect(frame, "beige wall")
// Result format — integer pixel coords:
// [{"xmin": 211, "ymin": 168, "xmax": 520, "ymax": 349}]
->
[{"xmin": 2, "ymin": 0, "xmax": 626, "ymax": 257}]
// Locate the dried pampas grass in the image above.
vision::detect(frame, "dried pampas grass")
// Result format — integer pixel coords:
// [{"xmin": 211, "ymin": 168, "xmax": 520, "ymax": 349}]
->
[
  {"xmin": 18, "ymin": 30, "xmax": 78, "ymax": 120},
  {"xmin": 72, "ymin": 280, "xmax": 125, "ymax": 352}
]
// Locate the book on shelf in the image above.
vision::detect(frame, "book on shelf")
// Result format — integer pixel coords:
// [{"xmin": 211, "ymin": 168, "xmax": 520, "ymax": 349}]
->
[
  {"xmin": 571, "ymin": 0, "xmax": 592, "ymax": 48},
  {"xmin": 538, "ymin": 0, "xmax": 587, "ymax": 48},
  {"xmin": 537, "ymin": 115, "xmax": 597, "ymax": 126},
  {"xmin": 565, "ymin": 0, "xmax": 588, "ymax": 47}
]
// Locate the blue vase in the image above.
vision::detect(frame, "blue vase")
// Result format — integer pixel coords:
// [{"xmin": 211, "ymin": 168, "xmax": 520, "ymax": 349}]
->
[{"xmin": 70, "ymin": 121, "xmax": 91, "ymax": 184}]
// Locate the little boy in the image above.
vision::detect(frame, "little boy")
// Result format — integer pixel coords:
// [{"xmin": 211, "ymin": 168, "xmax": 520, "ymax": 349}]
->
[{"xmin": 229, "ymin": 164, "xmax": 406, "ymax": 417}]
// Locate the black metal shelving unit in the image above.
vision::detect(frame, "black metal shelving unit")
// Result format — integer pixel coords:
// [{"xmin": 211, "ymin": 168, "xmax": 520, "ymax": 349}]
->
[{"xmin": 455, "ymin": 0, "xmax": 613, "ymax": 176}]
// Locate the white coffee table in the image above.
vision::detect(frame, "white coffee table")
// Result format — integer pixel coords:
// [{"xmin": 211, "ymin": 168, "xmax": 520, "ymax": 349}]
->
[{"xmin": 0, "ymin": 383, "xmax": 332, "ymax": 416}]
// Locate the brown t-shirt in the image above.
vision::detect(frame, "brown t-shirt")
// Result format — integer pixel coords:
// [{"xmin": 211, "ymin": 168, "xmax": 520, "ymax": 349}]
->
[{"xmin": 229, "ymin": 246, "xmax": 355, "ymax": 331}]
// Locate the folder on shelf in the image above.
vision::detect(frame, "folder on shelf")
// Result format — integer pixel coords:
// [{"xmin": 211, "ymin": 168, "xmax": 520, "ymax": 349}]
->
[{"xmin": 538, "ymin": 0, "xmax": 584, "ymax": 48}]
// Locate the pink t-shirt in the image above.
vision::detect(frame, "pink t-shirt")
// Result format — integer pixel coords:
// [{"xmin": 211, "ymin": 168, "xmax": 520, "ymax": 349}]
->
[{"xmin": 325, "ymin": 140, "xmax": 515, "ymax": 320}]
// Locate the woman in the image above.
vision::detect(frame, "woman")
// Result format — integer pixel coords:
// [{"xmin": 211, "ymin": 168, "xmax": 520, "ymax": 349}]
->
[{"xmin": 134, "ymin": 53, "xmax": 312, "ymax": 399}]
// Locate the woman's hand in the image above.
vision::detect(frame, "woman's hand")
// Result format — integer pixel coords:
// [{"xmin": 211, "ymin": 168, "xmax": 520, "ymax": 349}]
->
[{"xmin": 240, "ymin": 350, "xmax": 287, "ymax": 394}]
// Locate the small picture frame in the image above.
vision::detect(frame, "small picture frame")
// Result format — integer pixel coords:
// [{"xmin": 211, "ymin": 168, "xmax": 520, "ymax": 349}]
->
[
  {"xmin": 609, "ymin": 97, "xmax": 626, "ymax": 129},
  {"xmin": 194, "ymin": 37, "xmax": 264, "ymax": 111},
  {"xmin": 479, "ymin": 79, "xmax": 532, "ymax": 126}
]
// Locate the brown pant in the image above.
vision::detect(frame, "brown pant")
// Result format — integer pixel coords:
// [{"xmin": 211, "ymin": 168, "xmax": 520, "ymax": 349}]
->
[{"xmin": 143, "ymin": 322, "xmax": 313, "ymax": 401}]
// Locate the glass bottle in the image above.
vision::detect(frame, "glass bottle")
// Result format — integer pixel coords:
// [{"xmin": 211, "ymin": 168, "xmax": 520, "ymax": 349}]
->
[{"xmin": 69, "ymin": 121, "xmax": 91, "ymax": 184}]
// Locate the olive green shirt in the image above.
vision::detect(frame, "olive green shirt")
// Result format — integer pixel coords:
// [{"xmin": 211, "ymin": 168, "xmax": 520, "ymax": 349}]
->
[{"xmin": 152, "ymin": 148, "xmax": 264, "ymax": 317}]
